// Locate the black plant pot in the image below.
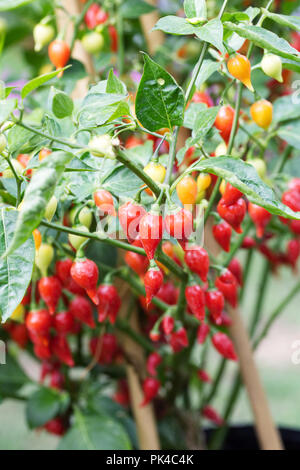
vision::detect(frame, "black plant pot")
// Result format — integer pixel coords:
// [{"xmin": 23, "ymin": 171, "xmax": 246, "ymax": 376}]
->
[{"xmin": 205, "ymin": 426, "xmax": 300, "ymax": 450}]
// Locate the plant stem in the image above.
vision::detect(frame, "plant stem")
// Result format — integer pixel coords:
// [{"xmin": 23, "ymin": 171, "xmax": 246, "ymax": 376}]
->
[
  {"xmin": 223, "ymin": 218, "xmax": 252, "ymax": 267},
  {"xmin": 116, "ymin": 318, "xmax": 155, "ymax": 353},
  {"xmin": 185, "ymin": 42, "xmax": 208, "ymax": 104},
  {"xmin": 117, "ymin": 150, "xmax": 161, "ymax": 197},
  {"xmin": 70, "ymin": 0, "xmax": 94, "ymax": 50},
  {"xmin": 165, "ymin": 126, "xmax": 180, "ymax": 185},
  {"xmin": 273, "ymin": 145, "xmax": 292, "ymax": 175},
  {"xmin": 16, "ymin": 121, "xmax": 82, "ymax": 150},
  {"xmin": 6, "ymin": 158, "xmax": 22, "ymax": 206}
]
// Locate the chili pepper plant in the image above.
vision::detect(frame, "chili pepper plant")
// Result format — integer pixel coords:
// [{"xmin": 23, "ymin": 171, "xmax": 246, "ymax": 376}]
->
[{"xmin": 0, "ymin": 0, "xmax": 300, "ymax": 451}]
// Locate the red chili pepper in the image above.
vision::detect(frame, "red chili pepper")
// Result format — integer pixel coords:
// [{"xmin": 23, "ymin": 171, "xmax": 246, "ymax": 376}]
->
[
  {"xmin": 10, "ymin": 323, "xmax": 28, "ymax": 349},
  {"xmin": 165, "ymin": 208, "xmax": 193, "ymax": 241},
  {"xmin": 185, "ymin": 285, "xmax": 206, "ymax": 321},
  {"xmin": 118, "ymin": 201, "xmax": 146, "ymax": 242},
  {"xmin": 202, "ymin": 405, "xmax": 224, "ymax": 426},
  {"xmin": 241, "ymin": 236, "xmax": 256, "ymax": 249},
  {"xmin": 84, "ymin": 3, "xmax": 108, "ymax": 29},
  {"xmin": 214, "ymin": 105, "xmax": 236, "ymax": 144},
  {"xmin": 184, "ymin": 246, "xmax": 209, "ymax": 282},
  {"xmin": 248, "ymin": 202, "xmax": 271, "ymax": 238},
  {"xmin": 170, "ymin": 327, "xmax": 189, "ymax": 352},
  {"xmin": 140, "ymin": 377, "xmax": 160, "ymax": 406},
  {"xmin": 108, "ymin": 25, "xmax": 118, "ymax": 53},
  {"xmin": 197, "ymin": 323, "xmax": 210, "ymax": 344},
  {"xmin": 53, "ymin": 311, "xmax": 74, "ymax": 335},
  {"xmin": 149, "ymin": 330, "xmax": 161, "ymax": 342},
  {"xmin": 198, "ymin": 369, "xmax": 212, "ymax": 383},
  {"xmin": 287, "ymin": 239, "xmax": 300, "ymax": 270},
  {"xmin": 211, "ymin": 332, "xmax": 237, "ymax": 361},
  {"xmin": 156, "ymin": 281, "xmax": 179, "ymax": 306},
  {"xmin": 51, "ymin": 335, "xmax": 74, "ymax": 367},
  {"xmin": 55, "ymin": 258, "xmax": 73, "ymax": 285},
  {"xmin": 93, "ymin": 189, "xmax": 116, "ymax": 216},
  {"xmin": 50, "ymin": 369, "xmax": 65, "ymax": 390},
  {"xmin": 146, "ymin": 352, "xmax": 162, "ymax": 376},
  {"xmin": 68, "ymin": 295, "xmax": 95, "ymax": 328},
  {"xmin": 89, "ymin": 334, "xmax": 119, "ymax": 364},
  {"xmin": 215, "ymin": 269, "xmax": 238, "ymax": 308},
  {"xmin": 44, "ymin": 417, "xmax": 66, "ymax": 436},
  {"xmin": 125, "ymin": 243, "xmax": 149, "ymax": 275},
  {"xmin": 71, "ymin": 258, "xmax": 99, "ymax": 305},
  {"xmin": 217, "ymin": 197, "xmax": 246, "ymax": 233},
  {"xmin": 162, "ymin": 315, "xmax": 175, "ymax": 335},
  {"xmin": 113, "ymin": 379, "xmax": 130, "ymax": 407},
  {"xmin": 222, "ymin": 183, "xmax": 243, "ymax": 205},
  {"xmin": 38, "ymin": 276, "xmax": 62, "ymax": 315},
  {"xmin": 139, "ymin": 211, "xmax": 164, "ymax": 260},
  {"xmin": 26, "ymin": 309, "xmax": 52, "ymax": 336},
  {"xmin": 205, "ymin": 290, "xmax": 224, "ymax": 325},
  {"xmin": 97, "ymin": 284, "xmax": 121, "ymax": 324},
  {"xmin": 228, "ymin": 258, "xmax": 243, "ymax": 286},
  {"xmin": 65, "ymin": 277, "xmax": 86, "ymax": 296},
  {"xmin": 144, "ymin": 266, "xmax": 164, "ymax": 307},
  {"xmin": 212, "ymin": 221, "xmax": 232, "ymax": 252},
  {"xmin": 33, "ymin": 340, "xmax": 52, "ymax": 360},
  {"xmin": 48, "ymin": 39, "xmax": 70, "ymax": 76}
]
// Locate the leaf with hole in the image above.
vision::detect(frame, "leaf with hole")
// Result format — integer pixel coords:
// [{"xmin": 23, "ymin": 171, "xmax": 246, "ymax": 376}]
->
[{"xmin": 135, "ymin": 53, "xmax": 184, "ymax": 132}]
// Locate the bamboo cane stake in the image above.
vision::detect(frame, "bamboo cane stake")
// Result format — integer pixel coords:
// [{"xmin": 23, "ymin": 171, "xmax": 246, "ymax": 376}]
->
[
  {"xmin": 116, "ymin": 285, "xmax": 161, "ymax": 450},
  {"xmin": 205, "ymin": 219, "xmax": 283, "ymax": 450},
  {"xmin": 56, "ymin": 0, "xmax": 96, "ymax": 99},
  {"xmin": 140, "ymin": 0, "xmax": 164, "ymax": 55}
]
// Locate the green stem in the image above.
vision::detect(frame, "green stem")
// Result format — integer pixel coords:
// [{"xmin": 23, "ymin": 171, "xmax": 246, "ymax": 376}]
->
[
  {"xmin": 185, "ymin": 42, "xmax": 208, "ymax": 104},
  {"xmin": 16, "ymin": 121, "xmax": 82, "ymax": 150},
  {"xmin": 70, "ymin": 0, "xmax": 94, "ymax": 51},
  {"xmin": 117, "ymin": 150, "xmax": 161, "ymax": 197},
  {"xmin": 165, "ymin": 126, "xmax": 179, "ymax": 184},
  {"xmin": 223, "ymin": 218, "xmax": 252, "ymax": 267},
  {"xmin": 6, "ymin": 158, "xmax": 22, "ymax": 206},
  {"xmin": 273, "ymin": 145, "xmax": 292, "ymax": 176},
  {"xmin": 116, "ymin": 318, "xmax": 155, "ymax": 353}
]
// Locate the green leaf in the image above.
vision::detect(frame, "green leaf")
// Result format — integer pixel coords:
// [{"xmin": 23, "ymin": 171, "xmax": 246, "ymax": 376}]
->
[
  {"xmin": 191, "ymin": 157, "xmax": 300, "ymax": 220},
  {"xmin": 106, "ymin": 69, "xmax": 127, "ymax": 95},
  {"xmin": 196, "ymin": 18, "xmax": 225, "ymax": 54},
  {"xmin": 153, "ymin": 16, "xmax": 198, "ymax": 36},
  {"xmin": 57, "ymin": 410, "xmax": 132, "ymax": 450},
  {"xmin": 277, "ymin": 120, "xmax": 300, "ymax": 150},
  {"xmin": 184, "ymin": 102, "xmax": 207, "ymax": 129},
  {"xmin": 120, "ymin": 0, "xmax": 155, "ymax": 19},
  {"xmin": 52, "ymin": 90, "xmax": 74, "ymax": 119},
  {"xmin": 261, "ymin": 9, "xmax": 300, "ymax": 32},
  {"xmin": 88, "ymin": 396, "xmax": 138, "ymax": 449},
  {"xmin": 78, "ymin": 93, "xmax": 128, "ymax": 128},
  {"xmin": 21, "ymin": 67, "xmax": 70, "ymax": 100},
  {"xmin": 0, "ymin": 353, "xmax": 28, "ymax": 396},
  {"xmin": 0, "ymin": 208, "xmax": 34, "ymax": 322},
  {"xmin": 195, "ymin": 59, "xmax": 221, "ymax": 89},
  {"xmin": 0, "ymin": 99, "xmax": 17, "ymax": 124},
  {"xmin": 0, "ymin": 0, "xmax": 35, "ymax": 9},
  {"xmin": 222, "ymin": 12, "xmax": 250, "ymax": 23},
  {"xmin": 184, "ymin": 0, "xmax": 207, "ymax": 20},
  {"xmin": 224, "ymin": 22, "xmax": 300, "ymax": 63},
  {"xmin": 135, "ymin": 53, "xmax": 184, "ymax": 132},
  {"xmin": 192, "ymin": 105, "xmax": 220, "ymax": 141},
  {"xmin": 26, "ymin": 387, "xmax": 69, "ymax": 428},
  {"xmin": 273, "ymin": 95, "xmax": 300, "ymax": 123},
  {"xmin": 4, "ymin": 151, "xmax": 73, "ymax": 256},
  {"xmin": 103, "ymin": 165, "xmax": 144, "ymax": 198}
]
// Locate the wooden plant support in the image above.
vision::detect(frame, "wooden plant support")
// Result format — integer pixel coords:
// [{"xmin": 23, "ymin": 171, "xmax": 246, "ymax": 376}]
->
[{"xmin": 205, "ymin": 219, "xmax": 283, "ymax": 450}]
